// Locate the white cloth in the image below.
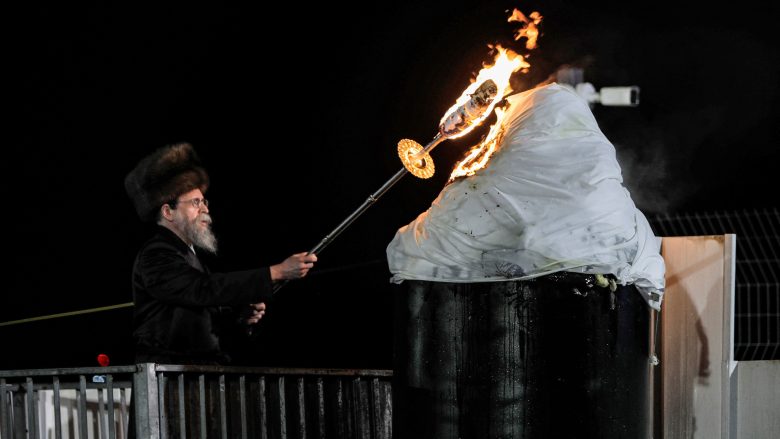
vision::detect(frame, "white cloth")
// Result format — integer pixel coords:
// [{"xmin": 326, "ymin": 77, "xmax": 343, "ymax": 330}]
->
[{"xmin": 387, "ymin": 83, "xmax": 666, "ymax": 309}]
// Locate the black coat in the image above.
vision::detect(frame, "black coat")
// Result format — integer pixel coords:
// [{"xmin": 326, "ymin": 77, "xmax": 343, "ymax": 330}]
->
[{"xmin": 131, "ymin": 226, "xmax": 273, "ymax": 364}]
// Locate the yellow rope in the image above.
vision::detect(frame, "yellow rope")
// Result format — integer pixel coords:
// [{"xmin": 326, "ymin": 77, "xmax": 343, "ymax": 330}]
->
[
  {"xmin": 0, "ymin": 302, "xmax": 134, "ymax": 327},
  {"xmin": 0, "ymin": 260, "xmax": 381, "ymax": 327}
]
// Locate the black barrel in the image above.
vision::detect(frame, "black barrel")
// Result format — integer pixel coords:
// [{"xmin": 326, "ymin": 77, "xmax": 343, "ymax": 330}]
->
[{"xmin": 393, "ymin": 275, "xmax": 650, "ymax": 439}]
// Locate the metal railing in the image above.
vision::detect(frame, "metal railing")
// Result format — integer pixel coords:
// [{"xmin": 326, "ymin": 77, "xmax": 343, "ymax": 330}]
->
[{"xmin": 0, "ymin": 365, "xmax": 393, "ymax": 439}]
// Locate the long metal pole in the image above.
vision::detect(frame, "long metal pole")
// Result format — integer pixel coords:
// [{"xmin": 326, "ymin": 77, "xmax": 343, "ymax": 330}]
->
[
  {"xmin": 271, "ymin": 130, "xmax": 452, "ymax": 295},
  {"xmin": 272, "ymin": 166, "xmax": 409, "ymax": 294},
  {"xmin": 412, "ymin": 133, "xmax": 444, "ymax": 160},
  {"xmin": 302, "ymin": 132, "xmax": 445, "ymax": 260},
  {"xmin": 310, "ymin": 167, "xmax": 409, "ymax": 255}
]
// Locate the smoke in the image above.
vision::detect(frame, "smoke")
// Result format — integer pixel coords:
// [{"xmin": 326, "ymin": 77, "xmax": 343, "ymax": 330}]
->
[
  {"xmin": 613, "ymin": 136, "xmax": 696, "ymax": 215},
  {"xmin": 606, "ymin": 99, "xmax": 742, "ymax": 214}
]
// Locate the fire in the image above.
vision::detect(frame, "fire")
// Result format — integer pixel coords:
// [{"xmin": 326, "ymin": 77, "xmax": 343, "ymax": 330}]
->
[
  {"xmin": 449, "ymin": 106, "xmax": 508, "ymax": 180},
  {"xmin": 439, "ymin": 46, "xmax": 527, "ymax": 140},
  {"xmin": 508, "ymin": 9, "xmax": 542, "ymax": 50},
  {"xmin": 448, "ymin": 8, "xmax": 541, "ymax": 181}
]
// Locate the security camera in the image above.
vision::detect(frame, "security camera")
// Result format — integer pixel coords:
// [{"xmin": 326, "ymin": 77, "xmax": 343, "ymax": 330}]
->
[
  {"xmin": 572, "ymin": 82, "xmax": 640, "ymax": 107},
  {"xmin": 599, "ymin": 86, "xmax": 640, "ymax": 106}
]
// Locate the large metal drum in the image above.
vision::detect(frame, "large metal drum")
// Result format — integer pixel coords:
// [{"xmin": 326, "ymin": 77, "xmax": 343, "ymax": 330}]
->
[{"xmin": 393, "ymin": 275, "xmax": 650, "ymax": 438}]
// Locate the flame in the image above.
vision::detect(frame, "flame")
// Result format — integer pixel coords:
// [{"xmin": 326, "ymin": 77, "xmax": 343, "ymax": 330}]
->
[
  {"xmin": 509, "ymin": 9, "xmax": 542, "ymax": 50},
  {"xmin": 449, "ymin": 106, "xmax": 507, "ymax": 180},
  {"xmin": 448, "ymin": 8, "xmax": 542, "ymax": 181},
  {"xmin": 438, "ymin": 46, "xmax": 528, "ymax": 140}
]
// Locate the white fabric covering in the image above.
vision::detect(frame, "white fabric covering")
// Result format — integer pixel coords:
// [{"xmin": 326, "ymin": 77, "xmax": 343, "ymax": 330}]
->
[{"xmin": 387, "ymin": 83, "xmax": 666, "ymax": 309}]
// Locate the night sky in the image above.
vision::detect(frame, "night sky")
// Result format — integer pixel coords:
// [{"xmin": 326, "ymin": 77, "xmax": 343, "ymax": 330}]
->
[{"xmin": 3, "ymin": 1, "xmax": 779, "ymax": 369}]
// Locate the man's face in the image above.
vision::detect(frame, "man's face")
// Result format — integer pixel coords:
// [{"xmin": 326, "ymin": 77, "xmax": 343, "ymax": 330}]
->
[{"xmin": 171, "ymin": 188, "xmax": 218, "ymax": 254}]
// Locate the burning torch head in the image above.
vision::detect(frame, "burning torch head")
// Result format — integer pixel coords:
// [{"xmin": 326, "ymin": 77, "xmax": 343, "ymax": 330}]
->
[
  {"xmin": 398, "ymin": 79, "xmax": 500, "ymax": 179},
  {"xmin": 440, "ymin": 79, "xmax": 498, "ymax": 137}
]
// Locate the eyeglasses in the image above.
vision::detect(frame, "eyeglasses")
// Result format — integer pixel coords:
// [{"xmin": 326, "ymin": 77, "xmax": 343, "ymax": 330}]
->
[{"xmin": 173, "ymin": 198, "xmax": 209, "ymax": 210}]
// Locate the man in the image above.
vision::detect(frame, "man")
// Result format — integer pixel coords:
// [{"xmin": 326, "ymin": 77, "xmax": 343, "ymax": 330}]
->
[{"xmin": 125, "ymin": 142, "xmax": 317, "ymax": 364}]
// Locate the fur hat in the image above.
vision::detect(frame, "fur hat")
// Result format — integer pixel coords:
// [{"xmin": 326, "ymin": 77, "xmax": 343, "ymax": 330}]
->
[{"xmin": 125, "ymin": 142, "xmax": 210, "ymax": 222}]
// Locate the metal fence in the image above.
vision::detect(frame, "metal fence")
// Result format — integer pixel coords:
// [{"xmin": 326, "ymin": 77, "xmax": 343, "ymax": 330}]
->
[
  {"xmin": 648, "ymin": 208, "xmax": 780, "ymax": 360},
  {"xmin": 0, "ymin": 364, "xmax": 393, "ymax": 439}
]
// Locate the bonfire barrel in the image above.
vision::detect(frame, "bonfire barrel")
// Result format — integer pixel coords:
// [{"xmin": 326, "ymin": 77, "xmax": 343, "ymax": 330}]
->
[{"xmin": 393, "ymin": 275, "xmax": 651, "ymax": 438}]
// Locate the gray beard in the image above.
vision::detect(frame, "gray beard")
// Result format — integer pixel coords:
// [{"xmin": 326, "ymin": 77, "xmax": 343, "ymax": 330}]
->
[{"xmin": 180, "ymin": 214, "xmax": 218, "ymax": 254}]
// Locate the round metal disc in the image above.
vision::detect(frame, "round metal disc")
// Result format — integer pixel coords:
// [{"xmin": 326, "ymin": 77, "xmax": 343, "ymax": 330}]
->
[{"xmin": 397, "ymin": 138, "xmax": 435, "ymax": 179}]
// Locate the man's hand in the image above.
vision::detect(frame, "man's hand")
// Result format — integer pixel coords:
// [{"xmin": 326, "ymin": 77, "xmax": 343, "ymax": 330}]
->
[
  {"xmin": 244, "ymin": 302, "xmax": 266, "ymax": 325},
  {"xmin": 270, "ymin": 252, "xmax": 318, "ymax": 281}
]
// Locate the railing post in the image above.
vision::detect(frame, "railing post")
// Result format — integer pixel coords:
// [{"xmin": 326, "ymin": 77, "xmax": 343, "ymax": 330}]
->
[
  {"xmin": 26, "ymin": 378, "xmax": 38, "ymax": 439},
  {"xmin": 133, "ymin": 363, "xmax": 160, "ymax": 438},
  {"xmin": 12, "ymin": 390, "xmax": 26, "ymax": 438},
  {"xmin": 0, "ymin": 378, "xmax": 9, "ymax": 439},
  {"xmin": 106, "ymin": 375, "xmax": 116, "ymax": 439}
]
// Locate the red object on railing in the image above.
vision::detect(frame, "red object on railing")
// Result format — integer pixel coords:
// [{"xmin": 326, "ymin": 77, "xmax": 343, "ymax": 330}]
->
[{"xmin": 97, "ymin": 353, "xmax": 110, "ymax": 367}]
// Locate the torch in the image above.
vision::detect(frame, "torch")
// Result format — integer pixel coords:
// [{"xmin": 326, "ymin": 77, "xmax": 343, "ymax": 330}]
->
[{"xmin": 272, "ymin": 79, "xmax": 500, "ymax": 294}]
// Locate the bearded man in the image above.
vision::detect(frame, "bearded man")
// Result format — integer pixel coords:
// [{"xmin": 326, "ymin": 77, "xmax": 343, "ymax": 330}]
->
[{"xmin": 124, "ymin": 142, "xmax": 316, "ymax": 364}]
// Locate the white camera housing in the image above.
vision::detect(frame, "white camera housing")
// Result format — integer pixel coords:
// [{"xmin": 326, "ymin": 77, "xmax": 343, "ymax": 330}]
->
[
  {"xmin": 556, "ymin": 66, "xmax": 640, "ymax": 107},
  {"xmin": 571, "ymin": 83, "xmax": 640, "ymax": 107},
  {"xmin": 599, "ymin": 86, "xmax": 640, "ymax": 106}
]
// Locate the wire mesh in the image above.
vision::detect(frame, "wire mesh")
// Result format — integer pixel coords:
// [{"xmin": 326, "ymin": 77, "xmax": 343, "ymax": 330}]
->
[{"xmin": 648, "ymin": 208, "xmax": 780, "ymax": 360}]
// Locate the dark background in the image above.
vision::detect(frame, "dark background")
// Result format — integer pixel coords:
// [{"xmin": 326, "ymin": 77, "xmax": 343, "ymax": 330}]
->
[{"xmin": 3, "ymin": 1, "xmax": 778, "ymax": 369}]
